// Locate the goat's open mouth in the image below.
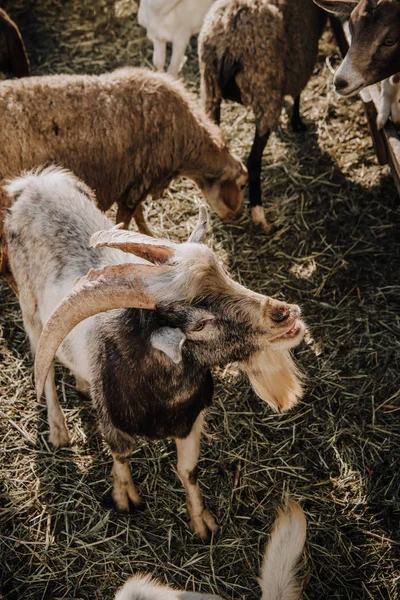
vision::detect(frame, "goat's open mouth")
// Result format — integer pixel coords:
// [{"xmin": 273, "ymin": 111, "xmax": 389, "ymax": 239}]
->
[{"xmin": 275, "ymin": 320, "xmax": 304, "ymax": 341}]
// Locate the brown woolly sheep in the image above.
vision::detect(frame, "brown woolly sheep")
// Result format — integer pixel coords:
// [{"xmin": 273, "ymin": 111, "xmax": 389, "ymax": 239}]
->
[
  {"xmin": 198, "ymin": 0, "xmax": 326, "ymax": 232},
  {"xmin": 0, "ymin": 67, "xmax": 247, "ymax": 234},
  {"xmin": 0, "ymin": 8, "xmax": 30, "ymax": 80}
]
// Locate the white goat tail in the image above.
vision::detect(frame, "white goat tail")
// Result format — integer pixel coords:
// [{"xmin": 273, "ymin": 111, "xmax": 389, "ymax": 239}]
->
[{"xmin": 259, "ymin": 500, "xmax": 306, "ymax": 600}]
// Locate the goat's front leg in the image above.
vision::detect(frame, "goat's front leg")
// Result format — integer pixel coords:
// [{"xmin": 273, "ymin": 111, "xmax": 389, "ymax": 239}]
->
[
  {"xmin": 168, "ymin": 32, "xmax": 191, "ymax": 77},
  {"xmin": 175, "ymin": 413, "xmax": 217, "ymax": 540},
  {"xmin": 248, "ymin": 126, "xmax": 270, "ymax": 232},
  {"xmin": 153, "ymin": 38, "xmax": 166, "ymax": 72},
  {"xmin": 27, "ymin": 317, "xmax": 70, "ymax": 447},
  {"xmin": 111, "ymin": 450, "xmax": 144, "ymax": 513}
]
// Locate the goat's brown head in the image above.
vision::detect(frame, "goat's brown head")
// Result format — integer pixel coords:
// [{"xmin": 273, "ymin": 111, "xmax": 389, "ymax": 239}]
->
[
  {"xmin": 35, "ymin": 207, "xmax": 305, "ymax": 414},
  {"xmin": 315, "ymin": 0, "xmax": 400, "ymax": 94},
  {"xmin": 195, "ymin": 152, "xmax": 248, "ymax": 222}
]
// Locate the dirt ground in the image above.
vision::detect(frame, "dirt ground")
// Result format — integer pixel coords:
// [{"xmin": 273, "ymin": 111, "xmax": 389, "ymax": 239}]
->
[{"xmin": 0, "ymin": 1, "xmax": 399, "ymax": 599}]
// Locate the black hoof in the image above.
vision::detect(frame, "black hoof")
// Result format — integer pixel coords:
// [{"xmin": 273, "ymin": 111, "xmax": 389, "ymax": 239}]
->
[{"xmin": 291, "ymin": 118, "xmax": 307, "ymax": 133}]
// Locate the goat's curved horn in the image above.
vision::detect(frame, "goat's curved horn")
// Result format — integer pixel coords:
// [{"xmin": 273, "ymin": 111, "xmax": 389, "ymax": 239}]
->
[
  {"xmin": 188, "ymin": 206, "xmax": 208, "ymax": 244},
  {"xmin": 90, "ymin": 224, "xmax": 175, "ymax": 264},
  {"xmin": 35, "ymin": 263, "xmax": 172, "ymax": 399}
]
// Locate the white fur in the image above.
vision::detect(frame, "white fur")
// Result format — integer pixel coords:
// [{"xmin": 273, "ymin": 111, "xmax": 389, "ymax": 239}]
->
[
  {"xmin": 138, "ymin": 0, "xmax": 214, "ymax": 76},
  {"xmin": 260, "ymin": 501, "xmax": 306, "ymax": 600},
  {"xmin": 376, "ymin": 74, "xmax": 400, "ymax": 130},
  {"xmin": 114, "ymin": 501, "xmax": 306, "ymax": 600}
]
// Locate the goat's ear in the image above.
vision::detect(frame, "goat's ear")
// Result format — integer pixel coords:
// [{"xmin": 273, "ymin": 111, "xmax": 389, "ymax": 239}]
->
[
  {"xmin": 150, "ymin": 327, "xmax": 186, "ymax": 363},
  {"xmin": 241, "ymin": 349, "xmax": 303, "ymax": 413},
  {"xmin": 188, "ymin": 205, "xmax": 209, "ymax": 244},
  {"xmin": 313, "ymin": 0, "xmax": 358, "ymax": 17},
  {"xmin": 90, "ymin": 224, "xmax": 176, "ymax": 264}
]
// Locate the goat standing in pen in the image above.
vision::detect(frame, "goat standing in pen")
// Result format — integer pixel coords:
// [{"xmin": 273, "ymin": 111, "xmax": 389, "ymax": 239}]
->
[
  {"xmin": 198, "ymin": 0, "xmax": 326, "ymax": 232},
  {"xmin": 314, "ymin": 0, "xmax": 400, "ymax": 96},
  {"xmin": 138, "ymin": 0, "xmax": 215, "ymax": 76},
  {"xmin": 115, "ymin": 500, "xmax": 307, "ymax": 600},
  {"xmin": 5, "ymin": 167, "xmax": 305, "ymax": 540}
]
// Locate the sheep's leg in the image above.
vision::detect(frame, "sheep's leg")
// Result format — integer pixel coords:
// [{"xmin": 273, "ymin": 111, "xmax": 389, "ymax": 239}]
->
[
  {"xmin": 44, "ymin": 363, "xmax": 71, "ymax": 447},
  {"xmin": 175, "ymin": 413, "xmax": 217, "ymax": 540},
  {"xmin": 153, "ymin": 39, "xmax": 167, "ymax": 72},
  {"xmin": 291, "ymin": 95, "xmax": 307, "ymax": 132},
  {"xmin": 133, "ymin": 204, "xmax": 155, "ymax": 236},
  {"xmin": 247, "ymin": 128, "xmax": 271, "ymax": 233},
  {"xmin": 168, "ymin": 33, "xmax": 191, "ymax": 77},
  {"xmin": 116, "ymin": 203, "xmax": 134, "ymax": 230},
  {"xmin": 210, "ymin": 99, "xmax": 221, "ymax": 125},
  {"xmin": 110, "ymin": 450, "xmax": 144, "ymax": 513},
  {"xmin": 26, "ymin": 319, "xmax": 70, "ymax": 447}
]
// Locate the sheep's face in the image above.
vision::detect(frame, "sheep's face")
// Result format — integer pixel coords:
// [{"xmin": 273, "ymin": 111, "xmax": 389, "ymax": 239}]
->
[
  {"xmin": 315, "ymin": 0, "xmax": 400, "ymax": 94},
  {"xmin": 199, "ymin": 172, "xmax": 247, "ymax": 222},
  {"xmin": 35, "ymin": 208, "xmax": 305, "ymax": 413},
  {"xmin": 195, "ymin": 153, "xmax": 248, "ymax": 222}
]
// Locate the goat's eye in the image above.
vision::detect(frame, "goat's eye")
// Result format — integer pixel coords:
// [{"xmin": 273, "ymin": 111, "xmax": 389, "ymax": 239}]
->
[
  {"xmin": 383, "ymin": 39, "xmax": 396, "ymax": 47},
  {"xmin": 192, "ymin": 321, "xmax": 206, "ymax": 332},
  {"xmin": 240, "ymin": 184, "xmax": 246, "ymax": 190}
]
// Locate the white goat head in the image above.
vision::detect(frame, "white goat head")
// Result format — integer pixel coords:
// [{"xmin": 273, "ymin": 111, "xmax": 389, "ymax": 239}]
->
[{"xmin": 35, "ymin": 207, "xmax": 305, "ymax": 414}]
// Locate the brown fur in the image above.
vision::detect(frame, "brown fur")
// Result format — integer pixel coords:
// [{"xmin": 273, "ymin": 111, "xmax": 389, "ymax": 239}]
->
[
  {"xmin": 0, "ymin": 9, "xmax": 30, "ymax": 80},
  {"xmin": 0, "ymin": 67, "xmax": 246, "ymax": 229},
  {"xmin": 315, "ymin": 0, "xmax": 400, "ymax": 90},
  {"xmin": 199, "ymin": 0, "xmax": 326, "ymax": 136}
]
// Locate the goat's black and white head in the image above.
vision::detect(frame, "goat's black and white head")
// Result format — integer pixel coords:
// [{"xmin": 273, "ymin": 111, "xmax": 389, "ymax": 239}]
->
[{"xmin": 35, "ymin": 207, "xmax": 306, "ymax": 413}]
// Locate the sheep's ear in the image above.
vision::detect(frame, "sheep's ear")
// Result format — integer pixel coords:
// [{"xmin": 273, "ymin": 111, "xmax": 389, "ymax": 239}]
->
[
  {"xmin": 241, "ymin": 349, "xmax": 303, "ymax": 413},
  {"xmin": 90, "ymin": 223, "xmax": 176, "ymax": 264},
  {"xmin": 150, "ymin": 327, "xmax": 186, "ymax": 363},
  {"xmin": 313, "ymin": 0, "xmax": 358, "ymax": 17}
]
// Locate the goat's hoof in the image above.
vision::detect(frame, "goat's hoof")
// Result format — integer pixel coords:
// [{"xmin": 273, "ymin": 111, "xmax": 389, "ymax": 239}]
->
[
  {"xmin": 49, "ymin": 424, "xmax": 71, "ymax": 448},
  {"xmin": 110, "ymin": 490, "xmax": 146, "ymax": 514},
  {"xmin": 189, "ymin": 509, "xmax": 218, "ymax": 541},
  {"xmin": 251, "ymin": 206, "xmax": 272, "ymax": 233}
]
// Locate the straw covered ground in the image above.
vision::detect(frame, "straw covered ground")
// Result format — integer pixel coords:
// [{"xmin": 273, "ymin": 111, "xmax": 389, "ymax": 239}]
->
[{"xmin": 0, "ymin": 1, "xmax": 399, "ymax": 598}]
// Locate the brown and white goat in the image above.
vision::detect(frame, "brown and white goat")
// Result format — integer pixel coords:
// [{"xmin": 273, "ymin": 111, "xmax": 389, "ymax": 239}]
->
[
  {"xmin": 0, "ymin": 8, "xmax": 30, "ymax": 80},
  {"xmin": 314, "ymin": 0, "xmax": 400, "ymax": 95},
  {"xmin": 114, "ymin": 500, "xmax": 307, "ymax": 600},
  {"xmin": 5, "ymin": 167, "xmax": 305, "ymax": 540}
]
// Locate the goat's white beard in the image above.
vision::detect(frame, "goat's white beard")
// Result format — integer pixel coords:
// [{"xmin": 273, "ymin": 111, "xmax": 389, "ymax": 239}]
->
[{"xmin": 242, "ymin": 348, "xmax": 303, "ymax": 413}]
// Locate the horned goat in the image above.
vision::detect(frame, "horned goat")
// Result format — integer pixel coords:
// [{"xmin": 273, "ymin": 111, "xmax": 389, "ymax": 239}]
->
[
  {"xmin": 314, "ymin": 0, "xmax": 400, "ymax": 95},
  {"xmin": 115, "ymin": 500, "xmax": 307, "ymax": 600},
  {"xmin": 198, "ymin": 0, "xmax": 326, "ymax": 232},
  {"xmin": 0, "ymin": 67, "xmax": 246, "ymax": 234},
  {"xmin": 5, "ymin": 166, "xmax": 305, "ymax": 540},
  {"xmin": 0, "ymin": 8, "xmax": 30, "ymax": 80},
  {"xmin": 138, "ymin": 0, "xmax": 215, "ymax": 77}
]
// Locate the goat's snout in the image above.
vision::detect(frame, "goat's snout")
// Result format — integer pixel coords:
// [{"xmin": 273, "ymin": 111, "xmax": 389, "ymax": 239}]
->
[
  {"xmin": 269, "ymin": 302, "xmax": 301, "ymax": 324},
  {"xmin": 270, "ymin": 304, "xmax": 291, "ymax": 323},
  {"xmin": 334, "ymin": 76, "xmax": 349, "ymax": 92}
]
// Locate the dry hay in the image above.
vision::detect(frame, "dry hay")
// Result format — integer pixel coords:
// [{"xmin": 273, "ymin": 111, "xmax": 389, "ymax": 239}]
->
[{"xmin": 0, "ymin": 1, "xmax": 399, "ymax": 599}]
